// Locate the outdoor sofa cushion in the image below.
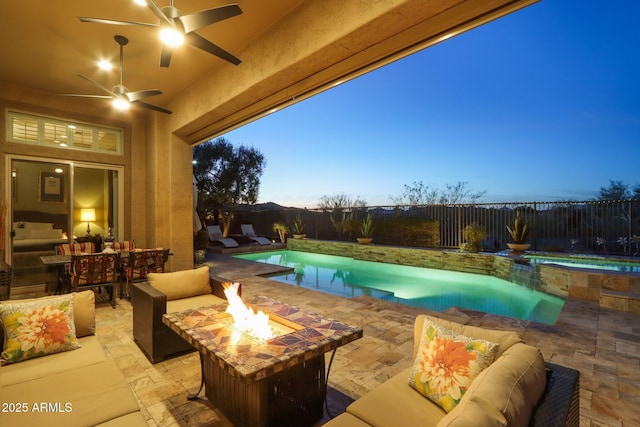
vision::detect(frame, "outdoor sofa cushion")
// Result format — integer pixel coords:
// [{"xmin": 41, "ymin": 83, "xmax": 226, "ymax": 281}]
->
[
  {"xmin": 0, "ymin": 293, "xmax": 79, "ymax": 363},
  {"xmin": 147, "ymin": 266, "xmax": 211, "ymax": 300},
  {"xmin": 334, "ymin": 315, "xmax": 545, "ymax": 427}
]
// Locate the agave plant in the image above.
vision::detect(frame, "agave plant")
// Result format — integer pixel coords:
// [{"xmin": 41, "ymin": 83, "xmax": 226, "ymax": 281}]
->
[
  {"xmin": 292, "ymin": 215, "xmax": 305, "ymax": 236},
  {"xmin": 506, "ymin": 211, "xmax": 530, "ymax": 244},
  {"xmin": 360, "ymin": 213, "xmax": 375, "ymax": 238}
]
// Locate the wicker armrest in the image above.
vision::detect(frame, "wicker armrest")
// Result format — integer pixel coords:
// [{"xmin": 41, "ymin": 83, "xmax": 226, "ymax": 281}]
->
[
  {"xmin": 131, "ymin": 277, "xmax": 237, "ymax": 363},
  {"xmin": 131, "ymin": 281, "xmax": 168, "ymax": 362},
  {"xmin": 531, "ymin": 362, "xmax": 580, "ymax": 427}
]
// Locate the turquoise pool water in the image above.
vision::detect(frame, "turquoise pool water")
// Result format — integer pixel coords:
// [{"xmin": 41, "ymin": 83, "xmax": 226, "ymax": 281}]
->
[
  {"xmin": 233, "ymin": 250, "xmax": 564, "ymax": 324},
  {"xmin": 525, "ymin": 254, "xmax": 640, "ymax": 273}
]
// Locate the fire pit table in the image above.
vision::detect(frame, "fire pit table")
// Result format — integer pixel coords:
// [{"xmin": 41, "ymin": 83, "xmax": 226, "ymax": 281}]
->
[{"xmin": 163, "ymin": 296, "xmax": 363, "ymax": 427}]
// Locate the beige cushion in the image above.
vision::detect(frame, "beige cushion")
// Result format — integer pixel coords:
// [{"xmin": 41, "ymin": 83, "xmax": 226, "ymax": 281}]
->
[
  {"xmin": 0, "ymin": 360, "xmax": 141, "ymax": 426},
  {"xmin": 0, "ymin": 294, "xmax": 79, "ymax": 364},
  {"xmin": 414, "ymin": 315, "xmax": 522, "ymax": 359},
  {"xmin": 147, "ymin": 266, "xmax": 211, "ymax": 301},
  {"xmin": 166, "ymin": 294, "xmax": 227, "ymax": 314},
  {"xmin": 0, "ymin": 291, "xmax": 95, "ymax": 344},
  {"xmin": 347, "ymin": 367, "xmax": 447, "ymax": 427},
  {"xmin": 1, "ymin": 335, "xmax": 107, "ymax": 387},
  {"xmin": 408, "ymin": 317, "xmax": 499, "ymax": 412},
  {"xmin": 437, "ymin": 342, "xmax": 547, "ymax": 427},
  {"xmin": 322, "ymin": 412, "xmax": 374, "ymax": 427},
  {"xmin": 72, "ymin": 290, "xmax": 95, "ymax": 337}
]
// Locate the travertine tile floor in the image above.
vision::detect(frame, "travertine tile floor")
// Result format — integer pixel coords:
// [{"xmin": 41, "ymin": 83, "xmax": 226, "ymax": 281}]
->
[{"xmin": 15, "ymin": 254, "xmax": 640, "ymax": 426}]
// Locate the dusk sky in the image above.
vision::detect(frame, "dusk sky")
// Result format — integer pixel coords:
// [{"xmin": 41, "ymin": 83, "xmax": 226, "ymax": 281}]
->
[{"xmin": 221, "ymin": 0, "xmax": 640, "ymax": 208}]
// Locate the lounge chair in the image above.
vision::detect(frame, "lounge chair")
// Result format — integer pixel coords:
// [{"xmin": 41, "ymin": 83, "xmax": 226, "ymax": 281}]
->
[
  {"xmin": 241, "ymin": 224, "xmax": 272, "ymax": 245},
  {"xmin": 207, "ymin": 225, "xmax": 239, "ymax": 248}
]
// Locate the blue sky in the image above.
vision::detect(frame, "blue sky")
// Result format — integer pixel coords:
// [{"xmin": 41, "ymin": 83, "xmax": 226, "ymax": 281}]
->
[{"xmin": 222, "ymin": 0, "xmax": 640, "ymax": 208}]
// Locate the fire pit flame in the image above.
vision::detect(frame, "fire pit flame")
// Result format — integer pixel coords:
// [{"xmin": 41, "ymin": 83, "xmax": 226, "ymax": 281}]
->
[{"xmin": 223, "ymin": 282, "xmax": 274, "ymax": 341}]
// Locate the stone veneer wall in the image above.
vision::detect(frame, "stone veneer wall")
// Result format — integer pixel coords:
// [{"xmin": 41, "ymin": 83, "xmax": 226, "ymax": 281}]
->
[
  {"xmin": 286, "ymin": 239, "xmax": 640, "ymax": 314},
  {"xmin": 287, "ymin": 239, "xmax": 512, "ymax": 282}
]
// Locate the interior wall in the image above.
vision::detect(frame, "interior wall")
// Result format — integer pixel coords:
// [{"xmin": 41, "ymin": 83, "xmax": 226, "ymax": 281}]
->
[
  {"xmin": 73, "ymin": 168, "xmax": 107, "ymax": 238},
  {"xmin": 0, "ymin": 82, "xmax": 141, "ymax": 255}
]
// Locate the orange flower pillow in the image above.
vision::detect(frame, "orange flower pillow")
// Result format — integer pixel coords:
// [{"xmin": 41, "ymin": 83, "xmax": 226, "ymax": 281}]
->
[
  {"xmin": 0, "ymin": 294, "xmax": 79, "ymax": 364},
  {"xmin": 408, "ymin": 317, "xmax": 499, "ymax": 412}
]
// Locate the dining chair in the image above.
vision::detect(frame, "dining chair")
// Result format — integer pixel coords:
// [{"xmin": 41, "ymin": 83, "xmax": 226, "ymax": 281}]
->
[
  {"xmin": 121, "ymin": 248, "xmax": 170, "ymax": 299},
  {"xmin": 69, "ymin": 253, "xmax": 119, "ymax": 308},
  {"xmin": 54, "ymin": 242, "xmax": 98, "ymax": 293}
]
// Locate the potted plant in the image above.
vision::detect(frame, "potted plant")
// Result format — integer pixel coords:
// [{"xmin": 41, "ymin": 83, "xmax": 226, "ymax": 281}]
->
[
  {"xmin": 460, "ymin": 223, "xmax": 487, "ymax": 253},
  {"xmin": 357, "ymin": 213, "xmax": 375, "ymax": 244},
  {"xmin": 292, "ymin": 215, "xmax": 306, "ymax": 239},
  {"xmin": 272, "ymin": 222, "xmax": 288, "ymax": 243},
  {"xmin": 506, "ymin": 211, "xmax": 531, "ymax": 252}
]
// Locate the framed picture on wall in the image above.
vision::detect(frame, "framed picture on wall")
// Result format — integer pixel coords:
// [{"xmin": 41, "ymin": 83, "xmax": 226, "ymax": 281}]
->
[{"xmin": 40, "ymin": 172, "xmax": 65, "ymax": 202}]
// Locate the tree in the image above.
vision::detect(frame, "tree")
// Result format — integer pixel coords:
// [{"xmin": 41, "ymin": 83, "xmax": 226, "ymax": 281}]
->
[
  {"xmin": 318, "ymin": 193, "xmax": 367, "ymax": 240},
  {"xmin": 193, "ymin": 138, "xmax": 266, "ymax": 236},
  {"xmin": 390, "ymin": 181, "xmax": 486, "ymax": 205},
  {"xmin": 318, "ymin": 193, "xmax": 367, "ymax": 210},
  {"xmin": 598, "ymin": 180, "xmax": 632, "ymax": 200}
]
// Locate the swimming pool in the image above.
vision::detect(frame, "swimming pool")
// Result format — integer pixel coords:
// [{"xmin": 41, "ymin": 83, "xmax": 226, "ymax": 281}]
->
[
  {"xmin": 525, "ymin": 254, "xmax": 640, "ymax": 273},
  {"xmin": 233, "ymin": 250, "xmax": 564, "ymax": 325}
]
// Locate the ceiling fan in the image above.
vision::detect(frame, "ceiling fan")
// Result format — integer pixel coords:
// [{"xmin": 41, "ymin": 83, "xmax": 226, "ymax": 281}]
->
[
  {"xmin": 64, "ymin": 35, "xmax": 172, "ymax": 114},
  {"xmin": 78, "ymin": 1, "xmax": 242, "ymax": 67}
]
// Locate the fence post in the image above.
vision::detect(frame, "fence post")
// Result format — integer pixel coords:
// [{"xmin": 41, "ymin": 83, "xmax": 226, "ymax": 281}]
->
[{"xmin": 533, "ymin": 201, "xmax": 537, "ymax": 251}]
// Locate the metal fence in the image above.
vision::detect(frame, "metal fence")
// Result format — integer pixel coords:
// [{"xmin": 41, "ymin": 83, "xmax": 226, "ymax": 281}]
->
[{"xmin": 232, "ymin": 199, "xmax": 640, "ymax": 256}]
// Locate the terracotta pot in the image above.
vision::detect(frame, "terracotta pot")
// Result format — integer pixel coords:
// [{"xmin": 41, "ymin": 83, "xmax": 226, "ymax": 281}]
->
[
  {"xmin": 507, "ymin": 243, "xmax": 531, "ymax": 252},
  {"xmin": 357, "ymin": 237, "xmax": 373, "ymax": 245}
]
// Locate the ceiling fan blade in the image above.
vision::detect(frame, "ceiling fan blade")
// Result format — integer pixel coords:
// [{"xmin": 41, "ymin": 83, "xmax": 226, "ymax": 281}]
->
[
  {"xmin": 144, "ymin": 0, "xmax": 173, "ymax": 26},
  {"xmin": 160, "ymin": 45, "xmax": 173, "ymax": 68},
  {"xmin": 62, "ymin": 94, "xmax": 112, "ymax": 99},
  {"xmin": 77, "ymin": 74, "xmax": 117, "ymax": 96},
  {"xmin": 178, "ymin": 4, "xmax": 243, "ymax": 33},
  {"xmin": 78, "ymin": 17, "xmax": 158, "ymax": 28},
  {"xmin": 185, "ymin": 32, "xmax": 241, "ymax": 65},
  {"xmin": 126, "ymin": 89, "xmax": 163, "ymax": 102},
  {"xmin": 133, "ymin": 100, "xmax": 172, "ymax": 115}
]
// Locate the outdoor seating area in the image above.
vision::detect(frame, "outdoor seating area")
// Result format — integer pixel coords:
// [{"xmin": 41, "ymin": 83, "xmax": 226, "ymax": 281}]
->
[{"xmin": 1, "ymin": 251, "xmax": 638, "ymax": 426}]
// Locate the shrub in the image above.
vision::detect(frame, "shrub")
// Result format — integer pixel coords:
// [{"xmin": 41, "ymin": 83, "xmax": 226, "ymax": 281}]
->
[{"xmin": 374, "ymin": 218, "xmax": 440, "ymax": 247}]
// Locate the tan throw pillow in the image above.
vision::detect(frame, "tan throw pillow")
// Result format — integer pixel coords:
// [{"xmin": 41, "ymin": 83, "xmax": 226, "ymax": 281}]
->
[
  {"xmin": 147, "ymin": 266, "xmax": 211, "ymax": 300},
  {"xmin": 0, "ymin": 294, "xmax": 79, "ymax": 364},
  {"xmin": 72, "ymin": 290, "xmax": 96, "ymax": 337},
  {"xmin": 408, "ymin": 317, "xmax": 499, "ymax": 413}
]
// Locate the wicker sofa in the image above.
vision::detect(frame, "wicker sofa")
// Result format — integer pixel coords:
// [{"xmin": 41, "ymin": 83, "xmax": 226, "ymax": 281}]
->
[
  {"xmin": 130, "ymin": 266, "xmax": 235, "ymax": 363},
  {"xmin": 0, "ymin": 291, "xmax": 146, "ymax": 426},
  {"xmin": 325, "ymin": 314, "xmax": 579, "ymax": 427}
]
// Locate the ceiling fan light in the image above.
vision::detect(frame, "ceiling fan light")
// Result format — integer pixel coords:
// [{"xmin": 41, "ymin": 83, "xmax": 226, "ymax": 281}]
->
[
  {"xmin": 112, "ymin": 97, "xmax": 130, "ymax": 110},
  {"xmin": 133, "ymin": 0, "xmax": 147, "ymax": 6},
  {"xmin": 98, "ymin": 60, "xmax": 113, "ymax": 70},
  {"xmin": 160, "ymin": 27, "xmax": 184, "ymax": 47}
]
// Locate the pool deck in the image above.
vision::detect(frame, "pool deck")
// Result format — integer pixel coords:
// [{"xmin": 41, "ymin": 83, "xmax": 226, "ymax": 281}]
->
[{"xmin": 13, "ymin": 252, "xmax": 639, "ymax": 426}]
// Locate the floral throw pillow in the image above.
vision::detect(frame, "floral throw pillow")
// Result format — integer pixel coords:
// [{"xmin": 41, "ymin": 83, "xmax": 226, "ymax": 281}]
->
[
  {"xmin": 408, "ymin": 318, "xmax": 499, "ymax": 412},
  {"xmin": 0, "ymin": 294, "xmax": 79, "ymax": 364}
]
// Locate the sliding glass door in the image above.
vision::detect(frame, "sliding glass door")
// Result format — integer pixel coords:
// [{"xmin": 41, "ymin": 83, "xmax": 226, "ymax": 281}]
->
[{"xmin": 9, "ymin": 157, "xmax": 123, "ymax": 290}]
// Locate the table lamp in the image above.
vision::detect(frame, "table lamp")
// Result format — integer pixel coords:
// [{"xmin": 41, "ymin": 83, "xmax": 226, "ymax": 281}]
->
[{"xmin": 80, "ymin": 208, "xmax": 96, "ymax": 235}]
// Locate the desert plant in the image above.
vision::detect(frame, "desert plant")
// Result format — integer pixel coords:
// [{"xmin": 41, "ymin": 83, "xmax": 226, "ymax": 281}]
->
[
  {"xmin": 360, "ymin": 213, "xmax": 375, "ymax": 238},
  {"xmin": 461, "ymin": 223, "xmax": 487, "ymax": 253},
  {"xmin": 272, "ymin": 222, "xmax": 288, "ymax": 243},
  {"xmin": 506, "ymin": 211, "xmax": 530, "ymax": 244},
  {"xmin": 292, "ymin": 215, "xmax": 305, "ymax": 235}
]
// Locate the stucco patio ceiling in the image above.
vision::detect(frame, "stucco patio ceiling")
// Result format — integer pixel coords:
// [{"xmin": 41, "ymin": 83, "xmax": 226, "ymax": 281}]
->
[{"xmin": 1, "ymin": 0, "xmax": 537, "ymax": 143}]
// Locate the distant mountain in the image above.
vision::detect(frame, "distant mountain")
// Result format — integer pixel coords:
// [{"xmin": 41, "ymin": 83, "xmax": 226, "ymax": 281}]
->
[{"xmin": 235, "ymin": 202, "xmax": 288, "ymax": 211}]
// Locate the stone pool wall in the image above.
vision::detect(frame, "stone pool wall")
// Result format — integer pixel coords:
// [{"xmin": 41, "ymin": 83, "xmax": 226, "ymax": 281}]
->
[
  {"xmin": 287, "ymin": 238, "xmax": 640, "ymax": 314},
  {"xmin": 287, "ymin": 239, "xmax": 511, "ymax": 283}
]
